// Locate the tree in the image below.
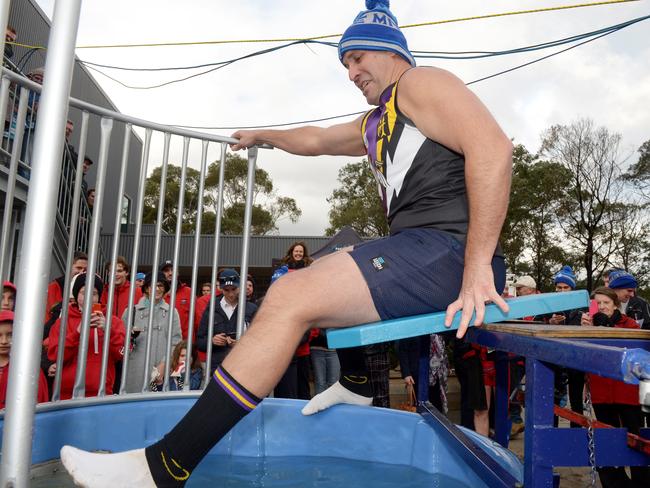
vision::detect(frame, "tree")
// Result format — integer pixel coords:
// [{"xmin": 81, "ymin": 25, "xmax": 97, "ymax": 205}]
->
[
  {"xmin": 143, "ymin": 154, "xmax": 301, "ymax": 235},
  {"xmin": 501, "ymin": 144, "xmax": 572, "ymax": 288},
  {"xmin": 326, "ymin": 160, "xmax": 389, "ymax": 238},
  {"xmin": 622, "ymin": 139, "xmax": 650, "ymax": 199},
  {"xmin": 540, "ymin": 119, "xmax": 626, "ymax": 290},
  {"xmin": 607, "ymin": 202, "xmax": 650, "ymax": 288},
  {"xmin": 142, "ymin": 164, "xmax": 207, "ymax": 234}
]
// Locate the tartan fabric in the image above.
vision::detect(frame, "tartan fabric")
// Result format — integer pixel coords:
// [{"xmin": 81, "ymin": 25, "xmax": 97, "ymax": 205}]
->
[{"xmin": 364, "ymin": 344, "xmax": 391, "ymax": 408}]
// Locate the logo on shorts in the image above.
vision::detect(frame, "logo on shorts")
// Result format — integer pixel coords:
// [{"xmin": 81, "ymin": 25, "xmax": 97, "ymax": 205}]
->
[{"xmin": 371, "ymin": 256, "xmax": 387, "ymax": 271}]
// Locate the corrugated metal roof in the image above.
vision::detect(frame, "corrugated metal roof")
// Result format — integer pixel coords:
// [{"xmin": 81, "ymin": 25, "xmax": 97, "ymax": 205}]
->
[{"xmin": 99, "ymin": 234, "xmax": 331, "ymax": 269}]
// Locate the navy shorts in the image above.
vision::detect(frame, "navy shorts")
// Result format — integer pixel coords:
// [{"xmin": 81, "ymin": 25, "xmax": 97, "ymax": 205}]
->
[{"xmin": 349, "ymin": 228, "xmax": 506, "ymax": 321}]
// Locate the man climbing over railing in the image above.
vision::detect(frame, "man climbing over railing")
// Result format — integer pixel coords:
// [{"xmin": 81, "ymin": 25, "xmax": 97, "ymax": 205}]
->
[{"xmin": 60, "ymin": 1, "xmax": 513, "ymax": 486}]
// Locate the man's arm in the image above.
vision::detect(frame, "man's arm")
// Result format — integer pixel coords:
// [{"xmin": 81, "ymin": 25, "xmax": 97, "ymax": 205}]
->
[
  {"xmin": 397, "ymin": 67, "xmax": 513, "ymax": 337},
  {"xmin": 230, "ymin": 117, "xmax": 366, "ymax": 157}
]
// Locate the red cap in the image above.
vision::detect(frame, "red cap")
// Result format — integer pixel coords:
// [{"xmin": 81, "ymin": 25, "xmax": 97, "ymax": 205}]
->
[
  {"xmin": 0, "ymin": 310, "xmax": 14, "ymax": 323},
  {"xmin": 3, "ymin": 281, "xmax": 16, "ymax": 293}
]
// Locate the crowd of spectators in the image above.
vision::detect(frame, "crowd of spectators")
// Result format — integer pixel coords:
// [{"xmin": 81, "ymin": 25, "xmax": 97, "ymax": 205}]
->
[{"xmin": 2, "ymin": 219, "xmax": 650, "ymax": 488}]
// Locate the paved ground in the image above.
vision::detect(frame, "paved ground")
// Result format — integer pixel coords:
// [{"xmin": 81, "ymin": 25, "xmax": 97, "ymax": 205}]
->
[{"xmin": 388, "ymin": 369, "xmax": 603, "ymax": 487}]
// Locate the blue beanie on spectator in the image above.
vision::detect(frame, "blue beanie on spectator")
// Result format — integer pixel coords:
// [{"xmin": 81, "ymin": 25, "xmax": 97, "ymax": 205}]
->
[
  {"xmin": 553, "ymin": 266, "xmax": 576, "ymax": 289},
  {"xmin": 271, "ymin": 265, "xmax": 289, "ymax": 284},
  {"xmin": 608, "ymin": 270, "xmax": 638, "ymax": 289},
  {"xmin": 338, "ymin": 0, "xmax": 415, "ymax": 67}
]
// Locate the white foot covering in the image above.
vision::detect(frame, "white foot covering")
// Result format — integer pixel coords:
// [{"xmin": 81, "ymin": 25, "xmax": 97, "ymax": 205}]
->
[
  {"xmin": 60, "ymin": 445, "xmax": 156, "ymax": 488},
  {"xmin": 301, "ymin": 381, "xmax": 373, "ymax": 416}
]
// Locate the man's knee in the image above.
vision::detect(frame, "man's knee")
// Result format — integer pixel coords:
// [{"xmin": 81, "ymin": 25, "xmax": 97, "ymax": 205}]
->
[{"xmin": 258, "ymin": 271, "xmax": 316, "ymax": 324}]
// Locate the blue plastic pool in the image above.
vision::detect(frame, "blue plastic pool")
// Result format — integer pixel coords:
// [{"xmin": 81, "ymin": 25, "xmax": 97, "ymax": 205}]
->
[{"xmin": 1, "ymin": 397, "xmax": 523, "ymax": 486}]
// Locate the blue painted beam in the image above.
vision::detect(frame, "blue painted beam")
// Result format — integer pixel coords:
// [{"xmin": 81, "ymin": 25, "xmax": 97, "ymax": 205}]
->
[
  {"xmin": 467, "ymin": 328, "xmax": 650, "ymax": 384},
  {"xmin": 327, "ymin": 290, "xmax": 589, "ymax": 349},
  {"xmin": 533, "ymin": 429, "xmax": 650, "ymax": 467}
]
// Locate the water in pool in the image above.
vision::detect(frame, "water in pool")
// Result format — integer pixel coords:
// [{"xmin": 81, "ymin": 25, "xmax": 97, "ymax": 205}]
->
[{"xmin": 32, "ymin": 455, "xmax": 472, "ymax": 487}]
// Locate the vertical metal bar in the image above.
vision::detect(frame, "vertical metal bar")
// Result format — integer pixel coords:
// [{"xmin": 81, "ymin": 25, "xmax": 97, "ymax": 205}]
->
[
  {"xmin": 183, "ymin": 140, "xmax": 208, "ymax": 390},
  {"xmin": 0, "ymin": 1, "xmax": 9, "ymax": 65},
  {"xmin": 0, "ymin": 77, "xmax": 10, "ymax": 155},
  {"xmin": 141, "ymin": 132, "xmax": 171, "ymax": 393},
  {"xmin": 162, "ymin": 137, "xmax": 190, "ymax": 391},
  {"xmin": 0, "ymin": 1, "xmax": 83, "ymax": 485},
  {"xmin": 494, "ymin": 350, "xmax": 510, "ymax": 448},
  {"xmin": 203, "ymin": 143, "xmax": 227, "ymax": 385},
  {"xmin": 524, "ymin": 358, "xmax": 556, "ymax": 488},
  {"xmin": 119, "ymin": 128, "xmax": 152, "ymax": 394},
  {"xmin": 51, "ymin": 111, "xmax": 89, "ymax": 401},
  {"xmin": 236, "ymin": 147, "xmax": 257, "ymax": 338},
  {"xmin": 72, "ymin": 117, "xmax": 113, "ymax": 399},
  {"xmin": 416, "ymin": 335, "xmax": 429, "ymax": 404},
  {"xmin": 0, "ymin": 87, "xmax": 28, "ymax": 283},
  {"xmin": 97, "ymin": 124, "xmax": 132, "ymax": 396}
]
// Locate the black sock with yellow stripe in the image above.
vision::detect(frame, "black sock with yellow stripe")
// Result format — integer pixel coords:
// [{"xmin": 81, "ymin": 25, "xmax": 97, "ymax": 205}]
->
[
  {"xmin": 144, "ymin": 366, "xmax": 261, "ymax": 487},
  {"xmin": 337, "ymin": 346, "xmax": 373, "ymax": 397}
]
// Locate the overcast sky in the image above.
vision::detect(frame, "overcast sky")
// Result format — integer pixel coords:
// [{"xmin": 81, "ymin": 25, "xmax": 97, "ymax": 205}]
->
[{"xmin": 35, "ymin": 0, "xmax": 650, "ymax": 236}]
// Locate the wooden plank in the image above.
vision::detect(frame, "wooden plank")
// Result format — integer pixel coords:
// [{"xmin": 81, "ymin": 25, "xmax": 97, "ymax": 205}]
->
[{"xmin": 483, "ymin": 323, "xmax": 650, "ymax": 339}]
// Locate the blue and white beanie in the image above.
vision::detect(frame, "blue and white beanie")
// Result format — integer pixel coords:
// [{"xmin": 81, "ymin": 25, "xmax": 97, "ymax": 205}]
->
[
  {"xmin": 271, "ymin": 265, "xmax": 289, "ymax": 284},
  {"xmin": 339, "ymin": 0, "xmax": 416, "ymax": 67},
  {"xmin": 608, "ymin": 270, "xmax": 637, "ymax": 289},
  {"xmin": 553, "ymin": 266, "xmax": 576, "ymax": 289}
]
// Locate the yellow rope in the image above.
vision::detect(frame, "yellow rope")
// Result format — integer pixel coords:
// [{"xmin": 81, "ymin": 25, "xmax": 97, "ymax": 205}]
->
[{"xmin": 8, "ymin": 0, "xmax": 639, "ymax": 51}]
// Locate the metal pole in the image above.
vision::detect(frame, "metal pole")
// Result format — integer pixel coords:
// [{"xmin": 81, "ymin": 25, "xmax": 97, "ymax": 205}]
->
[
  {"xmin": 72, "ymin": 117, "xmax": 113, "ymax": 399},
  {"xmin": 98, "ymin": 124, "xmax": 132, "ymax": 396},
  {"xmin": 183, "ymin": 140, "xmax": 208, "ymax": 390},
  {"xmin": 119, "ymin": 128, "xmax": 152, "ymax": 394},
  {"xmin": 51, "ymin": 110, "xmax": 89, "ymax": 401},
  {"xmin": 236, "ymin": 147, "xmax": 257, "ymax": 339},
  {"xmin": 0, "ymin": 1, "xmax": 83, "ymax": 485},
  {"xmin": 162, "ymin": 137, "xmax": 190, "ymax": 391},
  {"xmin": 0, "ymin": 1, "xmax": 9, "ymax": 65},
  {"xmin": 0, "ymin": 87, "xmax": 28, "ymax": 284},
  {"xmin": 0, "ymin": 77, "xmax": 10, "ymax": 155},
  {"xmin": 142, "ymin": 132, "xmax": 171, "ymax": 393},
  {"xmin": 203, "ymin": 143, "xmax": 227, "ymax": 386}
]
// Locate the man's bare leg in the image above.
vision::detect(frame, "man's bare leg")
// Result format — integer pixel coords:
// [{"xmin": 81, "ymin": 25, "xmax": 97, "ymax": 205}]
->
[{"xmin": 61, "ymin": 252, "xmax": 379, "ymax": 487}]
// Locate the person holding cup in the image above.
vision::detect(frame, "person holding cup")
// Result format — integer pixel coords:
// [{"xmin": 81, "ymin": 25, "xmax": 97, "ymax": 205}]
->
[{"xmin": 47, "ymin": 274, "xmax": 125, "ymax": 400}]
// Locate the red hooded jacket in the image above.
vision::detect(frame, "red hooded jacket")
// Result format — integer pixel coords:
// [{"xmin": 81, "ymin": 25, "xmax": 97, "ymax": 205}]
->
[
  {"xmin": 165, "ymin": 283, "xmax": 193, "ymax": 340},
  {"xmin": 588, "ymin": 313, "xmax": 640, "ymax": 405},
  {"xmin": 44, "ymin": 277, "xmax": 65, "ymax": 323},
  {"xmin": 47, "ymin": 304, "xmax": 125, "ymax": 400},
  {"xmin": 0, "ymin": 364, "xmax": 49, "ymax": 409},
  {"xmin": 100, "ymin": 280, "xmax": 142, "ymax": 319}
]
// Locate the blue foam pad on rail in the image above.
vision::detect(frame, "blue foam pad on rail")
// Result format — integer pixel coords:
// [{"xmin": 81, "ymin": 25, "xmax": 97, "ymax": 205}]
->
[{"xmin": 327, "ymin": 290, "xmax": 589, "ymax": 349}]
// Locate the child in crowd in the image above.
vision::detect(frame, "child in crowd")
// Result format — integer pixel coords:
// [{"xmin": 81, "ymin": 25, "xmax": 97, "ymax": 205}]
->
[
  {"xmin": 47, "ymin": 274, "xmax": 125, "ymax": 400},
  {"xmin": 1, "ymin": 281, "xmax": 16, "ymax": 311},
  {"xmin": 0, "ymin": 310, "xmax": 49, "ymax": 410},
  {"xmin": 151, "ymin": 340, "xmax": 202, "ymax": 391}
]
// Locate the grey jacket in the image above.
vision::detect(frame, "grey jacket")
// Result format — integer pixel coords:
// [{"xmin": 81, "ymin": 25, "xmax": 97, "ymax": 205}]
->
[{"xmin": 122, "ymin": 296, "xmax": 181, "ymax": 393}]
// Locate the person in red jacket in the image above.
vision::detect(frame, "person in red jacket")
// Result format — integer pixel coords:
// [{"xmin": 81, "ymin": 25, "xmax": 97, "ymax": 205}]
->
[
  {"xmin": 160, "ymin": 260, "xmax": 193, "ymax": 340},
  {"xmin": 0, "ymin": 310, "xmax": 49, "ymax": 410},
  {"xmin": 100, "ymin": 256, "xmax": 142, "ymax": 393},
  {"xmin": 44, "ymin": 251, "xmax": 87, "ymax": 323},
  {"xmin": 47, "ymin": 274, "xmax": 125, "ymax": 400},
  {"xmin": 100, "ymin": 256, "xmax": 142, "ymax": 318},
  {"xmin": 193, "ymin": 283, "xmax": 222, "ymax": 365},
  {"xmin": 582, "ymin": 286, "xmax": 650, "ymax": 487}
]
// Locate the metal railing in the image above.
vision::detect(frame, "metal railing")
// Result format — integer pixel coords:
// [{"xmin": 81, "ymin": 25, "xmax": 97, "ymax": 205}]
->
[
  {"xmin": 0, "ymin": 2, "xmax": 262, "ymax": 485},
  {"xmin": 0, "ymin": 54, "xmax": 103, "ymax": 281}
]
